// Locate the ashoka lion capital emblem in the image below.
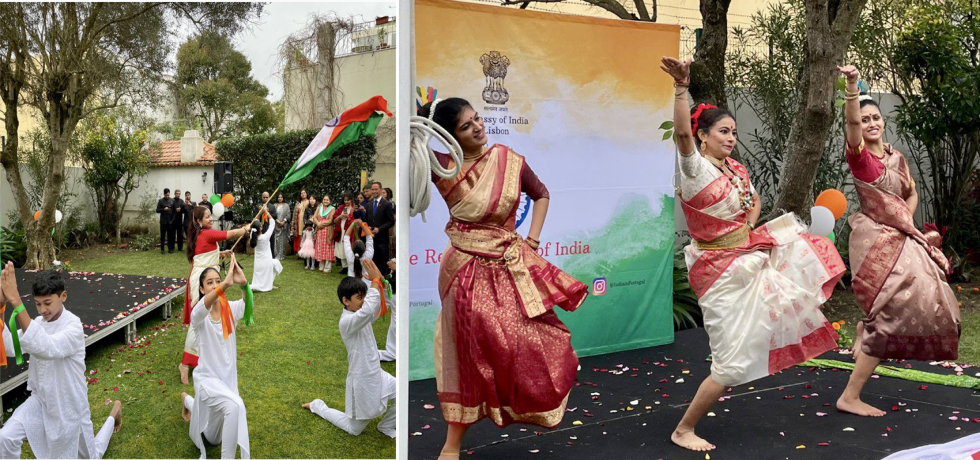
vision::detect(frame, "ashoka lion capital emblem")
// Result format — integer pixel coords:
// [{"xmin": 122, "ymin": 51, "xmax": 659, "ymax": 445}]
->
[{"xmin": 481, "ymin": 51, "xmax": 510, "ymax": 105}]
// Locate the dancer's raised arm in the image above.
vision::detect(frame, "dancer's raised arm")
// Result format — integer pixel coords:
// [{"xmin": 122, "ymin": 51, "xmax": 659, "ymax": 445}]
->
[{"xmin": 661, "ymin": 57, "xmax": 695, "ymax": 156}]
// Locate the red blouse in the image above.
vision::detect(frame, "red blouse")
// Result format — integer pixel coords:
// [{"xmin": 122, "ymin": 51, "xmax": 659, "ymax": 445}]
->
[
  {"xmin": 845, "ymin": 140, "xmax": 885, "ymax": 183},
  {"xmin": 194, "ymin": 229, "xmax": 228, "ymax": 256}
]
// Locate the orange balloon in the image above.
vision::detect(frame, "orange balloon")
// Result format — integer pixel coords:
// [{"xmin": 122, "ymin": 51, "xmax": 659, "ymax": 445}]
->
[
  {"xmin": 815, "ymin": 189, "xmax": 847, "ymax": 220},
  {"xmin": 221, "ymin": 194, "xmax": 235, "ymax": 208},
  {"xmin": 33, "ymin": 211, "xmax": 40, "ymax": 220}
]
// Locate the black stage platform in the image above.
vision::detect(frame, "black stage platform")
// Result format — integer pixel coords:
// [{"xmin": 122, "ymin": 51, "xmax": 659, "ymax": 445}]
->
[
  {"xmin": 1, "ymin": 269, "xmax": 185, "ymax": 396},
  {"xmin": 408, "ymin": 328, "xmax": 980, "ymax": 460}
]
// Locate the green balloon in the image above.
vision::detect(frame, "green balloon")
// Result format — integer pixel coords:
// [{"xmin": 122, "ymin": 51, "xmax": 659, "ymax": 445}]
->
[
  {"xmin": 828, "ymin": 232, "xmax": 836, "ymax": 244},
  {"xmin": 209, "ymin": 194, "xmax": 220, "ymax": 205}
]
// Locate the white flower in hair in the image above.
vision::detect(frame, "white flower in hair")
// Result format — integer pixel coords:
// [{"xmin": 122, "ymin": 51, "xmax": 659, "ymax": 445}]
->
[
  {"xmin": 428, "ymin": 98, "xmax": 442, "ymax": 121},
  {"xmin": 858, "ymin": 94, "xmax": 873, "ymax": 102}
]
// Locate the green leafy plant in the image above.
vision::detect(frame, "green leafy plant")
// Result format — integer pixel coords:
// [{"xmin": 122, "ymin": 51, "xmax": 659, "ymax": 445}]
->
[
  {"xmin": 673, "ymin": 246, "xmax": 702, "ymax": 330},
  {"xmin": 1, "ymin": 225, "xmax": 28, "ymax": 267},
  {"xmin": 130, "ymin": 233, "xmax": 157, "ymax": 252}
]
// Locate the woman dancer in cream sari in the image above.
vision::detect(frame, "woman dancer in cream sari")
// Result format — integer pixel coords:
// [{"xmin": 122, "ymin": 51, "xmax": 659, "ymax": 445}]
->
[
  {"xmin": 662, "ymin": 57, "xmax": 846, "ymax": 451},
  {"xmin": 835, "ymin": 65, "xmax": 959, "ymax": 417}
]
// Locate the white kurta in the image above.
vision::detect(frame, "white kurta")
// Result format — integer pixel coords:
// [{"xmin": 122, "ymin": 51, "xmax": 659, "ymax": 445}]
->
[
  {"xmin": 340, "ymin": 287, "xmax": 396, "ymax": 421},
  {"xmin": 188, "ymin": 297, "xmax": 249, "ymax": 459},
  {"xmin": 251, "ymin": 218, "xmax": 283, "ymax": 292},
  {"xmin": 1, "ymin": 308, "xmax": 101, "ymax": 459},
  {"xmin": 343, "ymin": 234, "xmax": 395, "ymax": 360}
]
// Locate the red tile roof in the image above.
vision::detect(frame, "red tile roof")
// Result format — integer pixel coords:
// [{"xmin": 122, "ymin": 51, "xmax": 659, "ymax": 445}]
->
[{"xmin": 148, "ymin": 140, "xmax": 217, "ymax": 166}]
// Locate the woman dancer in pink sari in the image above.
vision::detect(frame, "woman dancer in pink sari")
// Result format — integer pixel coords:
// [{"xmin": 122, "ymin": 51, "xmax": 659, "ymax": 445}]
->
[
  {"xmin": 662, "ymin": 57, "xmax": 846, "ymax": 451},
  {"xmin": 418, "ymin": 98, "xmax": 589, "ymax": 460},
  {"xmin": 835, "ymin": 65, "xmax": 960, "ymax": 417}
]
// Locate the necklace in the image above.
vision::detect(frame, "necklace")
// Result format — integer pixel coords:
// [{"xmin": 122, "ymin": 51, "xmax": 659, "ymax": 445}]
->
[{"xmin": 708, "ymin": 159, "xmax": 754, "ymax": 213}]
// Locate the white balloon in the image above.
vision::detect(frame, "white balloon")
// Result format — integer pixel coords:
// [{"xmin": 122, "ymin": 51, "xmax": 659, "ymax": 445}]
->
[
  {"xmin": 212, "ymin": 202, "xmax": 226, "ymax": 218},
  {"xmin": 809, "ymin": 206, "xmax": 835, "ymax": 236},
  {"xmin": 55, "ymin": 210, "xmax": 63, "ymax": 223}
]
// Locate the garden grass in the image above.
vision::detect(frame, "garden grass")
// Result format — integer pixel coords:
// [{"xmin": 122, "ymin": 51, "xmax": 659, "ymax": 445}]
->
[{"xmin": 3, "ymin": 249, "xmax": 395, "ymax": 459}]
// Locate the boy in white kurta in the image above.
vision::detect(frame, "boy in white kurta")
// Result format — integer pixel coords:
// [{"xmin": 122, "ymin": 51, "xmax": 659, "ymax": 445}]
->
[
  {"xmin": 342, "ymin": 220, "xmax": 396, "ymax": 362},
  {"xmin": 180, "ymin": 255, "xmax": 250, "ymax": 459},
  {"xmin": 303, "ymin": 260, "xmax": 396, "ymax": 438},
  {"xmin": 0, "ymin": 263, "xmax": 121, "ymax": 459}
]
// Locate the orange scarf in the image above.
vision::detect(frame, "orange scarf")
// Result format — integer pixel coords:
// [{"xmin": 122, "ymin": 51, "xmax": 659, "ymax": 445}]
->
[
  {"xmin": 372, "ymin": 279, "xmax": 388, "ymax": 318},
  {"xmin": 214, "ymin": 286, "xmax": 236, "ymax": 340}
]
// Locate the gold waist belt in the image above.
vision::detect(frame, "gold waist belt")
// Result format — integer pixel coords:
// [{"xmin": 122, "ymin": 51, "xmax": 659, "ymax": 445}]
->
[{"xmin": 696, "ymin": 224, "xmax": 749, "ymax": 250}]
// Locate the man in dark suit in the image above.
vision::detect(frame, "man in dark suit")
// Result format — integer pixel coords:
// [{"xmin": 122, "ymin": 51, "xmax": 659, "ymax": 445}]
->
[
  {"xmin": 365, "ymin": 181, "xmax": 395, "ymax": 276},
  {"xmin": 199, "ymin": 193, "xmax": 213, "ymax": 213},
  {"xmin": 156, "ymin": 188, "xmax": 177, "ymax": 254},
  {"xmin": 174, "ymin": 189, "xmax": 186, "ymax": 251},
  {"xmin": 179, "ymin": 191, "xmax": 196, "ymax": 249}
]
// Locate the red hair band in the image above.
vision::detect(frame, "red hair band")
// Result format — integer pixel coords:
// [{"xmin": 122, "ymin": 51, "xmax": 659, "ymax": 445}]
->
[{"xmin": 691, "ymin": 103, "xmax": 717, "ymax": 135}]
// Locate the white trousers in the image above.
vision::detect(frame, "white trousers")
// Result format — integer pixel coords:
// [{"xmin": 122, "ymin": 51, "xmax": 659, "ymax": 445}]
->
[
  {"xmin": 378, "ymin": 302, "xmax": 397, "ymax": 362},
  {"xmin": 309, "ymin": 399, "xmax": 396, "ymax": 438},
  {"xmin": 0, "ymin": 397, "xmax": 114, "ymax": 459},
  {"xmin": 185, "ymin": 393, "xmax": 246, "ymax": 459}
]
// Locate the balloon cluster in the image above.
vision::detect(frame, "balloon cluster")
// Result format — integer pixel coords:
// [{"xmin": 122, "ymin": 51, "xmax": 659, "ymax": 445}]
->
[
  {"xmin": 809, "ymin": 189, "xmax": 847, "ymax": 243},
  {"xmin": 33, "ymin": 209, "xmax": 64, "ymax": 235},
  {"xmin": 208, "ymin": 193, "xmax": 236, "ymax": 218}
]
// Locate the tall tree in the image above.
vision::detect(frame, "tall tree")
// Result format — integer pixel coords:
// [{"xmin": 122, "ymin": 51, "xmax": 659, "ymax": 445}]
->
[
  {"xmin": 770, "ymin": 0, "xmax": 868, "ymax": 217},
  {"xmin": 79, "ymin": 113, "xmax": 152, "ymax": 248},
  {"xmin": 0, "ymin": 3, "xmax": 262, "ymax": 269},
  {"xmin": 175, "ymin": 31, "xmax": 276, "ymax": 143}
]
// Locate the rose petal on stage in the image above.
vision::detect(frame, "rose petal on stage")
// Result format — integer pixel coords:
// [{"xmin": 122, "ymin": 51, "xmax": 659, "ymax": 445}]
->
[
  {"xmin": 816, "ymin": 412, "xmax": 827, "ymax": 416},
  {"xmin": 423, "ymin": 404, "xmax": 435, "ymax": 410},
  {"xmin": 843, "ymin": 427, "xmax": 855, "ymax": 432}
]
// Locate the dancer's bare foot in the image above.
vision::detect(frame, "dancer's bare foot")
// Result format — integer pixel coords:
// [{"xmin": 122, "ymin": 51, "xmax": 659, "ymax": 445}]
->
[
  {"xmin": 437, "ymin": 452, "xmax": 460, "ymax": 460},
  {"xmin": 110, "ymin": 400, "xmax": 122, "ymax": 433},
  {"xmin": 180, "ymin": 392, "xmax": 192, "ymax": 422},
  {"xmin": 302, "ymin": 403, "xmax": 311, "ymax": 410},
  {"xmin": 836, "ymin": 396, "xmax": 886, "ymax": 417},
  {"xmin": 671, "ymin": 429, "xmax": 716, "ymax": 451},
  {"xmin": 179, "ymin": 364, "xmax": 190, "ymax": 385}
]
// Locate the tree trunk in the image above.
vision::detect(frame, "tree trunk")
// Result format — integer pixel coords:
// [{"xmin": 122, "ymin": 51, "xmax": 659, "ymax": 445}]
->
[
  {"xmin": 690, "ymin": 0, "xmax": 732, "ymax": 110},
  {"xmin": 772, "ymin": 0, "xmax": 868, "ymax": 218},
  {"xmin": 316, "ymin": 21, "xmax": 336, "ymax": 123}
]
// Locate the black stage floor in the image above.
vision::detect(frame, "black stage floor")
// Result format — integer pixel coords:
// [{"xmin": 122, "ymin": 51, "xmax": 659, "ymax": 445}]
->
[
  {"xmin": 408, "ymin": 328, "xmax": 980, "ymax": 460},
  {"xmin": 1, "ymin": 269, "xmax": 185, "ymax": 394}
]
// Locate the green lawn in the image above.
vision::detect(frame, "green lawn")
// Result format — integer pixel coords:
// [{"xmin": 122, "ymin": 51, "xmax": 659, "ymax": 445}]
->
[
  {"xmin": 5, "ymin": 249, "xmax": 395, "ymax": 459},
  {"xmin": 823, "ymin": 283, "xmax": 980, "ymax": 366}
]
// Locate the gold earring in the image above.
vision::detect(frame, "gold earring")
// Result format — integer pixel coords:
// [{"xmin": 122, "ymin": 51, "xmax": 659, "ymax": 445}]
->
[{"xmin": 700, "ymin": 141, "xmax": 707, "ymax": 151}]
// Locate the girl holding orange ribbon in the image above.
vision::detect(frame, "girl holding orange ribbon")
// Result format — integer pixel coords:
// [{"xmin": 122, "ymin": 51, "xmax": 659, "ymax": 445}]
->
[{"xmin": 180, "ymin": 253, "xmax": 252, "ymax": 459}]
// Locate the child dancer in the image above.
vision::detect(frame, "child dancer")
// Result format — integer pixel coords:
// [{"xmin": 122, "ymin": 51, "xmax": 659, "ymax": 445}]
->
[
  {"xmin": 303, "ymin": 260, "xmax": 396, "ymax": 439},
  {"xmin": 0, "ymin": 263, "xmax": 122, "ymax": 459},
  {"xmin": 180, "ymin": 255, "xmax": 251, "ymax": 459},
  {"xmin": 250, "ymin": 214, "xmax": 282, "ymax": 292},
  {"xmin": 298, "ymin": 221, "xmax": 316, "ymax": 270}
]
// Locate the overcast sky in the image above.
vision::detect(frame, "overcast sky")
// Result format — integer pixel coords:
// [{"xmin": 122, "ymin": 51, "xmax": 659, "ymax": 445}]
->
[{"xmin": 203, "ymin": 1, "xmax": 396, "ymax": 102}]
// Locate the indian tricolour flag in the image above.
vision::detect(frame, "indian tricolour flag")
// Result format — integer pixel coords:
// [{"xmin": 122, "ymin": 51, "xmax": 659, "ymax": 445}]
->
[{"xmin": 279, "ymin": 95, "xmax": 392, "ymax": 187}]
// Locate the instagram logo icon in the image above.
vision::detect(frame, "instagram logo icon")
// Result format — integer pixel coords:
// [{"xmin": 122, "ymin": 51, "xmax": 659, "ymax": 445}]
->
[{"xmin": 592, "ymin": 277, "xmax": 607, "ymax": 296}]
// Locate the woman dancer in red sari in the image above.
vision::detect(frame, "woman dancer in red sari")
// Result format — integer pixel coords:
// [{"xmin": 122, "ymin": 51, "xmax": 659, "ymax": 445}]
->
[
  {"xmin": 418, "ymin": 98, "xmax": 589, "ymax": 460},
  {"xmin": 662, "ymin": 57, "xmax": 846, "ymax": 451},
  {"xmin": 835, "ymin": 65, "xmax": 960, "ymax": 416}
]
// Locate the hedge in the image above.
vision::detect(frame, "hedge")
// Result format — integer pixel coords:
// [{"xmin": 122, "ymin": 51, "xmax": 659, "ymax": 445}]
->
[{"xmin": 215, "ymin": 129, "xmax": 377, "ymax": 223}]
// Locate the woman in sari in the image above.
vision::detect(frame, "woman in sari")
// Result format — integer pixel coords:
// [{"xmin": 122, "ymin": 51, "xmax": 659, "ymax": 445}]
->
[
  {"xmin": 835, "ymin": 65, "xmax": 960, "ymax": 416},
  {"xmin": 662, "ymin": 57, "xmax": 846, "ymax": 451},
  {"xmin": 179, "ymin": 206, "xmax": 251, "ymax": 385},
  {"xmin": 417, "ymin": 97, "xmax": 589, "ymax": 460},
  {"xmin": 293, "ymin": 190, "xmax": 310, "ymax": 258},
  {"xmin": 314, "ymin": 194, "xmax": 336, "ymax": 273},
  {"xmin": 272, "ymin": 193, "xmax": 290, "ymax": 261}
]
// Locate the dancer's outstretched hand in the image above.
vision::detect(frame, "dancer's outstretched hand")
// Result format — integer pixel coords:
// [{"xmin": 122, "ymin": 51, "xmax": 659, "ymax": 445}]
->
[
  {"xmin": 229, "ymin": 254, "xmax": 247, "ymax": 286},
  {"xmin": 0, "ymin": 262, "xmax": 19, "ymax": 306},
  {"xmin": 660, "ymin": 57, "xmax": 691, "ymax": 82},
  {"xmin": 837, "ymin": 65, "xmax": 859, "ymax": 82}
]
